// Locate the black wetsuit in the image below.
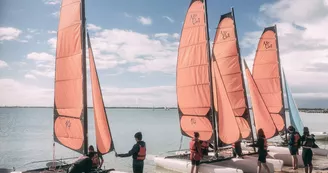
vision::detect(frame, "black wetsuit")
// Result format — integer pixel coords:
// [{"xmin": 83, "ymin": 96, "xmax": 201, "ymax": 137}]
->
[
  {"xmin": 232, "ymin": 141, "xmax": 242, "ymax": 157},
  {"xmin": 301, "ymin": 134, "xmax": 315, "ymax": 167},
  {"xmin": 67, "ymin": 156, "xmax": 93, "ymax": 173},
  {"xmin": 117, "ymin": 141, "xmax": 146, "ymax": 173},
  {"xmin": 250, "ymin": 137, "xmax": 267, "ymax": 163}
]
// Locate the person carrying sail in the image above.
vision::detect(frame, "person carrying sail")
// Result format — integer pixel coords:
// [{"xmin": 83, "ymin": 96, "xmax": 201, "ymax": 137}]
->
[
  {"xmin": 189, "ymin": 132, "xmax": 202, "ymax": 173},
  {"xmin": 248, "ymin": 128, "xmax": 270, "ymax": 173},
  {"xmin": 116, "ymin": 132, "xmax": 146, "ymax": 173},
  {"xmin": 88, "ymin": 145, "xmax": 104, "ymax": 170},
  {"xmin": 301, "ymin": 127, "xmax": 315, "ymax": 173},
  {"xmin": 287, "ymin": 125, "xmax": 301, "ymax": 170}
]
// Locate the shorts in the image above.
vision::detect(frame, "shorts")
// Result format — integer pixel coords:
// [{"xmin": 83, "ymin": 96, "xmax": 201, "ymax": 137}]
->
[
  {"xmin": 302, "ymin": 148, "xmax": 313, "ymax": 167},
  {"xmin": 191, "ymin": 160, "xmax": 200, "ymax": 166},
  {"xmin": 258, "ymin": 150, "xmax": 267, "ymax": 163},
  {"xmin": 289, "ymin": 146, "xmax": 298, "ymax": 155}
]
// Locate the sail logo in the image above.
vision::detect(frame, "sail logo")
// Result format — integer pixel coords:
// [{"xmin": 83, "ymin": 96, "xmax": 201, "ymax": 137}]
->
[
  {"xmin": 221, "ymin": 31, "xmax": 230, "ymax": 40},
  {"xmin": 65, "ymin": 120, "xmax": 71, "ymax": 129},
  {"xmin": 190, "ymin": 14, "xmax": 200, "ymax": 25},
  {"xmin": 191, "ymin": 118, "xmax": 196, "ymax": 125},
  {"xmin": 263, "ymin": 41, "xmax": 273, "ymax": 49}
]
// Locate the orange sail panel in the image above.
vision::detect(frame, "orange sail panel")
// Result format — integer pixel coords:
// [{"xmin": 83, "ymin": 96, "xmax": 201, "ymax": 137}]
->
[
  {"xmin": 252, "ymin": 26, "xmax": 285, "ymax": 132},
  {"xmin": 244, "ymin": 60, "xmax": 277, "ymax": 139},
  {"xmin": 176, "ymin": 0, "xmax": 213, "ymax": 141},
  {"xmin": 87, "ymin": 33, "xmax": 114, "ymax": 154},
  {"xmin": 53, "ymin": 0, "xmax": 85, "ymax": 153},
  {"xmin": 211, "ymin": 12, "xmax": 252, "ymax": 144}
]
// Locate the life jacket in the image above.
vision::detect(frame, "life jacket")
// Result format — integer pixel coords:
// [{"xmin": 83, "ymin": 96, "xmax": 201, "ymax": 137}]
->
[
  {"xmin": 137, "ymin": 144, "xmax": 146, "ymax": 160},
  {"xmin": 303, "ymin": 135, "xmax": 315, "ymax": 148},
  {"xmin": 232, "ymin": 143, "xmax": 235, "ymax": 148},
  {"xmin": 91, "ymin": 153, "xmax": 100, "ymax": 167},
  {"xmin": 201, "ymin": 141, "xmax": 209, "ymax": 150},
  {"xmin": 190, "ymin": 139, "xmax": 202, "ymax": 161},
  {"xmin": 293, "ymin": 133, "xmax": 301, "ymax": 147}
]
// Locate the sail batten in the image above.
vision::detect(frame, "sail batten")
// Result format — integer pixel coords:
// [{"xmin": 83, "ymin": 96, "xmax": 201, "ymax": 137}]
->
[
  {"xmin": 252, "ymin": 26, "xmax": 285, "ymax": 133},
  {"xmin": 53, "ymin": 0, "xmax": 85, "ymax": 154},
  {"xmin": 211, "ymin": 10, "xmax": 252, "ymax": 144},
  {"xmin": 176, "ymin": 0, "xmax": 214, "ymax": 142},
  {"xmin": 87, "ymin": 32, "xmax": 114, "ymax": 155}
]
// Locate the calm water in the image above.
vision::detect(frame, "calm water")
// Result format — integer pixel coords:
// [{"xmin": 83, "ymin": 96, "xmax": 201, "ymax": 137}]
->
[{"xmin": 0, "ymin": 108, "xmax": 328, "ymax": 173}]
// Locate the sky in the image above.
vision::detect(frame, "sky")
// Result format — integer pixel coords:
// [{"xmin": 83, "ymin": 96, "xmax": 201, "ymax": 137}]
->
[{"xmin": 0, "ymin": 0, "xmax": 328, "ymax": 108}]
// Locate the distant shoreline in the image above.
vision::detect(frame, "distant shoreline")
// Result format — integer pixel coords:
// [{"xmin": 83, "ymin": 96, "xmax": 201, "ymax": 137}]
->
[{"xmin": 0, "ymin": 106, "xmax": 328, "ymax": 113}]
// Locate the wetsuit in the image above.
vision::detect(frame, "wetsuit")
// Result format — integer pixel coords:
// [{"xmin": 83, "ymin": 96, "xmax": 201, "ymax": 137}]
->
[
  {"xmin": 117, "ymin": 141, "xmax": 146, "ymax": 173},
  {"xmin": 301, "ymin": 134, "xmax": 315, "ymax": 167},
  {"xmin": 67, "ymin": 156, "xmax": 93, "ymax": 173},
  {"xmin": 288, "ymin": 132, "xmax": 301, "ymax": 155},
  {"xmin": 250, "ymin": 137, "xmax": 268, "ymax": 163}
]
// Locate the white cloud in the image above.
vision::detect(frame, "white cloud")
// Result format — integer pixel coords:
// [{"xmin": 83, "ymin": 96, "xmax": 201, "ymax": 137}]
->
[
  {"xmin": 48, "ymin": 37, "xmax": 57, "ymax": 50},
  {"xmin": 124, "ymin": 12, "xmax": 132, "ymax": 18},
  {"xmin": 137, "ymin": 16, "xmax": 152, "ymax": 25},
  {"xmin": 48, "ymin": 30, "xmax": 57, "ymax": 34},
  {"xmin": 52, "ymin": 11, "xmax": 60, "ymax": 18},
  {"xmin": 241, "ymin": 0, "xmax": 328, "ymax": 104},
  {"xmin": 27, "ymin": 52, "xmax": 54, "ymax": 62},
  {"xmin": 87, "ymin": 24, "xmax": 102, "ymax": 31},
  {"xmin": 0, "ymin": 27, "xmax": 22, "ymax": 41},
  {"xmin": 26, "ymin": 52, "xmax": 55, "ymax": 78},
  {"xmin": 0, "ymin": 60, "xmax": 9, "ymax": 68},
  {"xmin": 25, "ymin": 35, "xmax": 33, "ymax": 39},
  {"xmin": 24, "ymin": 74, "xmax": 37, "ymax": 80},
  {"xmin": 163, "ymin": 16, "xmax": 175, "ymax": 23},
  {"xmin": 43, "ymin": 0, "xmax": 61, "ymax": 5}
]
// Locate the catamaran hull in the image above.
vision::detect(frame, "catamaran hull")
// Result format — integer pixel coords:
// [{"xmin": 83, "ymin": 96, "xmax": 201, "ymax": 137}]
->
[
  {"xmin": 312, "ymin": 132, "xmax": 328, "ymax": 140},
  {"xmin": 267, "ymin": 146, "xmax": 304, "ymax": 167},
  {"xmin": 154, "ymin": 156, "xmax": 243, "ymax": 173}
]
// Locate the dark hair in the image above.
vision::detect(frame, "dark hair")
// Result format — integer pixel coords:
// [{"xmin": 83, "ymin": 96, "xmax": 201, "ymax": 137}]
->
[
  {"xmin": 288, "ymin": 125, "xmax": 295, "ymax": 132},
  {"xmin": 134, "ymin": 132, "xmax": 142, "ymax": 140},
  {"xmin": 257, "ymin": 128, "xmax": 265, "ymax": 138},
  {"xmin": 88, "ymin": 145, "xmax": 94, "ymax": 151},
  {"xmin": 303, "ymin": 127, "xmax": 309, "ymax": 136},
  {"xmin": 194, "ymin": 132, "xmax": 200, "ymax": 138}
]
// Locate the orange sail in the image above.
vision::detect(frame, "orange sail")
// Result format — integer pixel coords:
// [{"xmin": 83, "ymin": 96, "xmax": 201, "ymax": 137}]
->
[
  {"xmin": 53, "ymin": 0, "xmax": 86, "ymax": 153},
  {"xmin": 176, "ymin": 0, "xmax": 213, "ymax": 141},
  {"xmin": 252, "ymin": 26, "xmax": 285, "ymax": 133},
  {"xmin": 212, "ymin": 10, "xmax": 252, "ymax": 144},
  {"xmin": 87, "ymin": 32, "xmax": 114, "ymax": 154},
  {"xmin": 244, "ymin": 60, "xmax": 277, "ymax": 139}
]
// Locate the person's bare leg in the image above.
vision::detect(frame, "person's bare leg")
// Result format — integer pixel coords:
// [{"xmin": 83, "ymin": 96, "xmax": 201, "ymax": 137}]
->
[
  {"xmin": 263, "ymin": 163, "xmax": 270, "ymax": 173},
  {"xmin": 295, "ymin": 155, "xmax": 298, "ymax": 169},
  {"xmin": 309, "ymin": 165, "xmax": 313, "ymax": 173},
  {"xmin": 190, "ymin": 165, "xmax": 195, "ymax": 173},
  {"xmin": 257, "ymin": 161, "xmax": 261, "ymax": 173},
  {"xmin": 292, "ymin": 155, "xmax": 296, "ymax": 169},
  {"xmin": 195, "ymin": 165, "xmax": 199, "ymax": 173},
  {"xmin": 304, "ymin": 166, "xmax": 308, "ymax": 173}
]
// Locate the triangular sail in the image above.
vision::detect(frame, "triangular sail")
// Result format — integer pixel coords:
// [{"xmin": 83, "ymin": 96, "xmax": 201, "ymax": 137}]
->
[
  {"xmin": 252, "ymin": 26, "xmax": 286, "ymax": 133},
  {"xmin": 87, "ymin": 32, "xmax": 114, "ymax": 154},
  {"xmin": 244, "ymin": 60, "xmax": 277, "ymax": 139},
  {"xmin": 176, "ymin": 0, "xmax": 214, "ymax": 141},
  {"xmin": 211, "ymin": 10, "xmax": 252, "ymax": 144},
  {"xmin": 53, "ymin": 0, "xmax": 86, "ymax": 154},
  {"xmin": 283, "ymin": 69, "xmax": 304, "ymax": 134}
]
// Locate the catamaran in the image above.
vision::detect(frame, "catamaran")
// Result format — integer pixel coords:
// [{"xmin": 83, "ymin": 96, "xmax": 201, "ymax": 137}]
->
[
  {"xmin": 153, "ymin": 0, "xmax": 283, "ymax": 172},
  {"xmin": 11, "ymin": 0, "xmax": 125, "ymax": 172}
]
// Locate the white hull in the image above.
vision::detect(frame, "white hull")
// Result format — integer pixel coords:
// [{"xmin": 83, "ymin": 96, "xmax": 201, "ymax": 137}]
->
[
  {"xmin": 312, "ymin": 132, "xmax": 328, "ymax": 140},
  {"xmin": 154, "ymin": 156, "xmax": 243, "ymax": 173},
  {"xmin": 267, "ymin": 146, "xmax": 304, "ymax": 167}
]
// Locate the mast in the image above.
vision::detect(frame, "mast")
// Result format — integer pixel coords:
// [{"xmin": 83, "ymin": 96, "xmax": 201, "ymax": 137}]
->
[
  {"xmin": 274, "ymin": 25, "xmax": 287, "ymax": 142},
  {"xmin": 204, "ymin": 0, "xmax": 219, "ymax": 158},
  {"xmin": 81, "ymin": 0, "xmax": 88, "ymax": 155},
  {"xmin": 231, "ymin": 7, "xmax": 256, "ymax": 148}
]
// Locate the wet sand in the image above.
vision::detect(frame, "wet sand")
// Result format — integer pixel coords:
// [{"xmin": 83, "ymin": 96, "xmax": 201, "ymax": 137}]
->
[{"xmin": 280, "ymin": 155, "xmax": 328, "ymax": 173}]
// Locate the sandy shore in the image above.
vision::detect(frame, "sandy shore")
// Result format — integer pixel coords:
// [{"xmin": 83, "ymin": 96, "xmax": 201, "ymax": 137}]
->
[{"xmin": 279, "ymin": 155, "xmax": 328, "ymax": 173}]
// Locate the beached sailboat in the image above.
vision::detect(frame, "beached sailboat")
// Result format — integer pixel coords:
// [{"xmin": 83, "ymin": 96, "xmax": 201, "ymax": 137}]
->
[
  {"xmin": 11, "ymin": 1, "xmax": 124, "ymax": 172},
  {"xmin": 154, "ymin": 1, "xmax": 283, "ymax": 172}
]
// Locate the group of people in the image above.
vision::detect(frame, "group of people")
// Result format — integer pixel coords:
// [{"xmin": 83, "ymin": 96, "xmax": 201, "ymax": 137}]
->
[
  {"xmin": 287, "ymin": 125, "xmax": 316, "ymax": 173},
  {"xmin": 190, "ymin": 126, "xmax": 317, "ymax": 173},
  {"xmin": 67, "ymin": 132, "xmax": 146, "ymax": 173}
]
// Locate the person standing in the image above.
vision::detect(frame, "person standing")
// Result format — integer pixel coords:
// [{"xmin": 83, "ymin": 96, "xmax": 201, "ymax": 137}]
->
[
  {"xmin": 116, "ymin": 132, "xmax": 146, "ymax": 173},
  {"xmin": 88, "ymin": 145, "xmax": 104, "ymax": 170},
  {"xmin": 232, "ymin": 141, "xmax": 243, "ymax": 158},
  {"xmin": 301, "ymin": 127, "xmax": 315, "ymax": 173},
  {"xmin": 248, "ymin": 128, "xmax": 270, "ymax": 173},
  {"xmin": 287, "ymin": 126, "xmax": 301, "ymax": 170},
  {"xmin": 190, "ymin": 132, "xmax": 202, "ymax": 173}
]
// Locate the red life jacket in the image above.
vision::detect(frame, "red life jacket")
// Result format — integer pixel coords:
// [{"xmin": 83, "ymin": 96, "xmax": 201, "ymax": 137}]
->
[
  {"xmin": 190, "ymin": 138, "xmax": 202, "ymax": 161},
  {"xmin": 137, "ymin": 145, "xmax": 146, "ymax": 160},
  {"xmin": 201, "ymin": 141, "xmax": 209, "ymax": 150},
  {"xmin": 293, "ymin": 133, "xmax": 301, "ymax": 147},
  {"xmin": 232, "ymin": 143, "xmax": 235, "ymax": 148}
]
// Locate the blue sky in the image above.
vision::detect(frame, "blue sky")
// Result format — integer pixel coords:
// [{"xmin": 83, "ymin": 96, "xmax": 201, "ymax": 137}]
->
[{"xmin": 1, "ymin": 0, "xmax": 328, "ymax": 107}]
